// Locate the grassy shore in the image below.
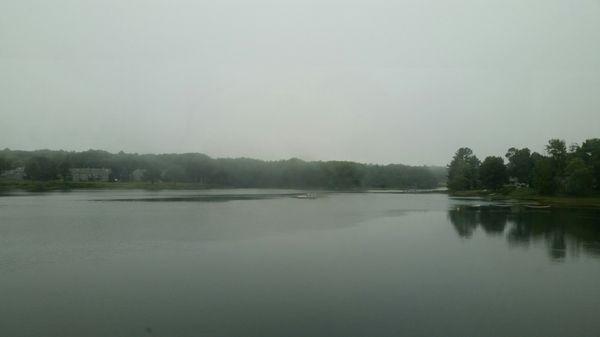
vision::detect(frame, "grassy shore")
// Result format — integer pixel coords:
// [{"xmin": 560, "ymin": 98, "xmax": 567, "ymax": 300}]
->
[{"xmin": 450, "ymin": 187, "xmax": 600, "ymax": 209}]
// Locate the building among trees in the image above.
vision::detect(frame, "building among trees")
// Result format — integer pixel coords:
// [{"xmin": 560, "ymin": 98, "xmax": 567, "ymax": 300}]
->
[
  {"xmin": 0, "ymin": 167, "xmax": 25, "ymax": 180},
  {"xmin": 70, "ymin": 168, "xmax": 111, "ymax": 182}
]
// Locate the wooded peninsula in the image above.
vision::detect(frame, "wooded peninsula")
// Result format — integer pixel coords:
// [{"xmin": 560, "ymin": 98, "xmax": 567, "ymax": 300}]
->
[{"xmin": 447, "ymin": 138, "xmax": 600, "ymax": 205}]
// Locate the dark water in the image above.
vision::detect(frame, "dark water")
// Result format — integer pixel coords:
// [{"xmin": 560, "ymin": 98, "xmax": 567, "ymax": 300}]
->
[{"xmin": 1, "ymin": 190, "xmax": 600, "ymax": 337}]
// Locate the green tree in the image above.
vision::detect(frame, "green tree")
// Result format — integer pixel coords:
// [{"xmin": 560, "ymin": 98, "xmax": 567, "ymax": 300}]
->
[
  {"xmin": 532, "ymin": 157, "xmax": 554, "ymax": 195},
  {"xmin": 578, "ymin": 138, "xmax": 600, "ymax": 191},
  {"xmin": 479, "ymin": 156, "xmax": 507, "ymax": 190},
  {"xmin": 24, "ymin": 156, "xmax": 58, "ymax": 181},
  {"xmin": 321, "ymin": 161, "xmax": 364, "ymax": 189},
  {"xmin": 505, "ymin": 147, "xmax": 533, "ymax": 184},
  {"xmin": 546, "ymin": 139, "xmax": 567, "ymax": 175},
  {"xmin": 542, "ymin": 139, "xmax": 568, "ymax": 193},
  {"xmin": 162, "ymin": 166, "xmax": 186, "ymax": 182},
  {"xmin": 546, "ymin": 139, "xmax": 567, "ymax": 159},
  {"xmin": 564, "ymin": 157, "xmax": 593, "ymax": 196},
  {"xmin": 57, "ymin": 161, "xmax": 71, "ymax": 181},
  {"xmin": 447, "ymin": 147, "xmax": 480, "ymax": 191},
  {"xmin": 0, "ymin": 156, "xmax": 10, "ymax": 174},
  {"xmin": 143, "ymin": 166, "xmax": 162, "ymax": 184}
]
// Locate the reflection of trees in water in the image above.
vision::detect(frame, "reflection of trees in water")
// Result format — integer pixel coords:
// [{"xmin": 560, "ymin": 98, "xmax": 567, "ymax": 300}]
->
[
  {"xmin": 478, "ymin": 211, "xmax": 508, "ymax": 235},
  {"xmin": 448, "ymin": 209, "xmax": 479, "ymax": 238},
  {"xmin": 448, "ymin": 210, "xmax": 508, "ymax": 238},
  {"xmin": 448, "ymin": 208, "xmax": 600, "ymax": 260}
]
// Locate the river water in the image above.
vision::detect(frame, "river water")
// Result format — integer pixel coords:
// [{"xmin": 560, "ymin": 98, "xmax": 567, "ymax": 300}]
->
[{"xmin": 1, "ymin": 190, "xmax": 599, "ymax": 337}]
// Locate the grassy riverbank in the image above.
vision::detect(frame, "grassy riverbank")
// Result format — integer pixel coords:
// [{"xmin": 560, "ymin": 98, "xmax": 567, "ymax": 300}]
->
[{"xmin": 450, "ymin": 187, "xmax": 600, "ymax": 209}]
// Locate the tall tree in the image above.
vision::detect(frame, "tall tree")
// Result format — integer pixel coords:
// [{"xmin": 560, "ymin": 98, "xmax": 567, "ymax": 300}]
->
[
  {"xmin": 564, "ymin": 157, "xmax": 593, "ymax": 196},
  {"xmin": 0, "ymin": 156, "xmax": 10, "ymax": 174},
  {"xmin": 578, "ymin": 138, "xmax": 600, "ymax": 191},
  {"xmin": 532, "ymin": 156, "xmax": 554, "ymax": 195},
  {"xmin": 447, "ymin": 147, "xmax": 480, "ymax": 191},
  {"xmin": 57, "ymin": 161, "xmax": 71, "ymax": 181},
  {"xmin": 480, "ymin": 156, "xmax": 508, "ymax": 190},
  {"xmin": 543, "ymin": 139, "xmax": 568, "ymax": 193},
  {"xmin": 505, "ymin": 147, "xmax": 533, "ymax": 184},
  {"xmin": 546, "ymin": 139, "xmax": 567, "ymax": 175}
]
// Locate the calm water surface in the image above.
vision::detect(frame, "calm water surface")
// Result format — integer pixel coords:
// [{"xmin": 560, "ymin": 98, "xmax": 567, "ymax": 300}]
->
[{"xmin": 1, "ymin": 190, "xmax": 600, "ymax": 337}]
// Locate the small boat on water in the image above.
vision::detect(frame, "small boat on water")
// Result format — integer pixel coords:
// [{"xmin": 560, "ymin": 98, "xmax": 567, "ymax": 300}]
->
[
  {"xmin": 491, "ymin": 204, "xmax": 513, "ymax": 209},
  {"xmin": 295, "ymin": 193, "xmax": 318, "ymax": 199},
  {"xmin": 466, "ymin": 204, "xmax": 483, "ymax": 209},
  {"xmin": 464, "ymin": 204, "xmax": 512, "ymax": 210},
  {"xmin": 525, "ymin": 204, "xmax": 551, "ymax": 209}
]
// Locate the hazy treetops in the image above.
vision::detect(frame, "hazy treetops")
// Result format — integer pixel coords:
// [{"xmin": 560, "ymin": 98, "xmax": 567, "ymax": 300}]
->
[{"xmin": 0, "ymin": 149, "xmax": 445, "ymax": 190}]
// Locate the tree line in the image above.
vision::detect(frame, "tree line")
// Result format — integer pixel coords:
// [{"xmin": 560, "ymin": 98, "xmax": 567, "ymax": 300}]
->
[
  {"xmin": 0, "ymin": 149, "xmax": 446, "ymax": 189},
  {"xmin": 448, "ymin": 138, "xmax": 600, "ymax": 196}
]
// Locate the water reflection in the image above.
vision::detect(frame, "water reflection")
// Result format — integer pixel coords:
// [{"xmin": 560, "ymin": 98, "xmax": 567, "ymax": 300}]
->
[{"xmin": 448, "ymin": 207, "xmax": 600, "ymax": 260}]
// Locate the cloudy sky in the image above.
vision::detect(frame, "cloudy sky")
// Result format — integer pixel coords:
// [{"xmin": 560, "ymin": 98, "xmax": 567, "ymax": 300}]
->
[{"xmin": 1, "ymin": 0, "xmax": 599, "ymax": 165}]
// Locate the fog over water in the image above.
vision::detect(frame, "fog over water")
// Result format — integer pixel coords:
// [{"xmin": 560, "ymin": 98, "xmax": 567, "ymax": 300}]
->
[{"xmin": 1, "ymin": 0, "xmax": 600, "ymax": 164}]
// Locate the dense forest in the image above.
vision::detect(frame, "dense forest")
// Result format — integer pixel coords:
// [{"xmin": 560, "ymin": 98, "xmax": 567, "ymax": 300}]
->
[
  {"xmin": 0, "ymin": 149, "xmax": 446, "ymax": 190},
  {"xmin": 448, "ymin": 138, "xmax": 600, "ymax": 196}
]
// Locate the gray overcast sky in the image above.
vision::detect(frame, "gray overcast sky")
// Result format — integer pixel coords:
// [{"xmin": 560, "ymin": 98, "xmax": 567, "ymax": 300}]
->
[{"xmin": 1, "ymin": 0, "xmax": 599, "ymax": 165}]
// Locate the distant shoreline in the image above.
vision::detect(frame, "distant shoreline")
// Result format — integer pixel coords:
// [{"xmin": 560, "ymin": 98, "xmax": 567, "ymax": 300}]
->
[
  {"xmin": 3, "ymin": 181, "xmax": 597, "ymax": 209},
  {"xmin": 0, "ymin": 180, "xmax": 447, "ymax": 193},
  {"xmin": 0, "ymin": 148, "xmax": 447, "ymax": 191}
]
